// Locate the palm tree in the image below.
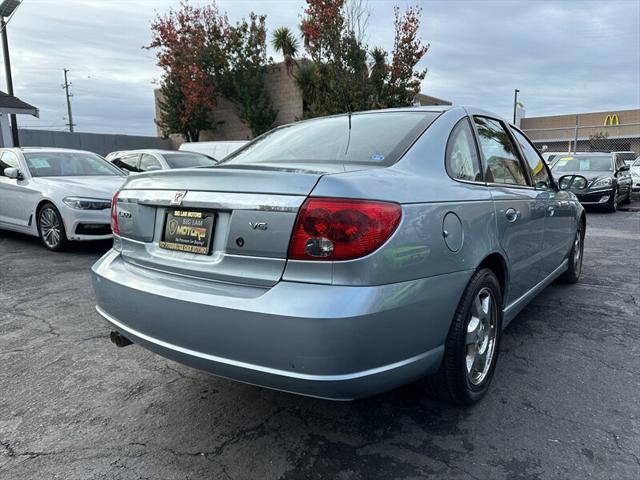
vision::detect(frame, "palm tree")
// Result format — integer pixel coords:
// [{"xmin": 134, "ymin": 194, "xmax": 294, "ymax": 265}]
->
[{"xmin": 272, "ymin": 26, "xmax": 299, "ymax": 75}]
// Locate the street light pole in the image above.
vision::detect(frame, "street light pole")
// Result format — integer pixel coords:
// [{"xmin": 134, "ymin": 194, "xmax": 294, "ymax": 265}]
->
[
  {"xmin": 1, "ymin": 16, "xmax": 18, "ymax": 146},
  {"xmin": 512, "ymin": 89, "xmax": 520, "ymax": 125}
]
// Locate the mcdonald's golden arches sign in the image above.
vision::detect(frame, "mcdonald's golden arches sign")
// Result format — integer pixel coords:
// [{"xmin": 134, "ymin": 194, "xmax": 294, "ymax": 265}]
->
[{"xmin": 603, "ymin": 114, "xmax": 620, "ymax": 126}]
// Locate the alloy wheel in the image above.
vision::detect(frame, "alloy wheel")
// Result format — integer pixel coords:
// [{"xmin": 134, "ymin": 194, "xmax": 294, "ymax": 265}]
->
[
  {"xmin": 573, "ymin": 226, "xmax": 583, "ymax": 273},
  {"xmin": 39, "ymin": 207, "xmax": 62, "ymax": 249},
  {"xmin": 465, "ymin": 287, "xmax": 498, "ymax": 386}
]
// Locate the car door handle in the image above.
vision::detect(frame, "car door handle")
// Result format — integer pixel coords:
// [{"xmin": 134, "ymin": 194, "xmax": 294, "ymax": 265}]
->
[
  {"xmin": 505, "ymin": 208, "xmax": 519, "ymax": 223},
  {"xmin": 547, "ymin": 205, "xmax": 555, "ymax": 217}
]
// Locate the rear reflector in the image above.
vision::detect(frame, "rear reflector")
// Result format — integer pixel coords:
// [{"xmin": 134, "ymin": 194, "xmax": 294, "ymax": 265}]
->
[
  {"xmin": 110, "ymin": 191, "xmax": 120, "ymax": 235},
  {"xmin": 288, "ymin": 198, "xmax": 402, "ymax": 261}
]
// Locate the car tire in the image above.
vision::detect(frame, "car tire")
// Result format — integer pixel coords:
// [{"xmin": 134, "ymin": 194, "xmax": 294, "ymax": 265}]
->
[
  {"xmin": 426, "ymin": 268, "xmax": 502, "ymax": 405},
  {"xmin": 559, "ymin": 220, "xmax": 584, "ymax": 284},
  {"xmin": 37, "ymin": 203, "xmax": 69, "ymax": 251},
  {"xmin": 606, "ymin": 189, "xmax": 618, "ymax": 212},
  {"xmin": 621, "ymin": 191, "xmax": 631, "ymax": 205}
]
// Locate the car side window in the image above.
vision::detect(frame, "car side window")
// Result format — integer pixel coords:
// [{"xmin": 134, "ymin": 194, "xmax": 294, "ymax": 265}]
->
[
  {"xmin": 139, "ymin": 154, "xmax": 162, "ymax": 172},
  {"xmin": 511, "ymin": 128, "xmax": 552, "ymax": 189},
  {"xmin": 113, "ymin": 154, "xmax": 140, "ymax": 173},
  {"xmin": 446, "ymin": 118, "xmax": 482, "ymax": 182},
  {"xmin": 0, "ymin": 151, "xmax": 20, "ymax": 174},
  {"xmin": 473, "ymin": 116, "xmax": 528, "ymax": 186}
]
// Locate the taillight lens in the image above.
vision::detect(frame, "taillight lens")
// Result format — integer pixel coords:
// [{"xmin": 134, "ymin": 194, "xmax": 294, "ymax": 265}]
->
[
  {"xmin": 110, "ymin": 191, "xmax": 120, "ymax": 235},
  {"xmin": 288, "ymin": 198, "xmax": 402, "ymax": 261}
]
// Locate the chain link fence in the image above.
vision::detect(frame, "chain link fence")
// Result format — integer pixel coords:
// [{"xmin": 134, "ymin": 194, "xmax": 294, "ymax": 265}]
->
[{"xmin": 521, "ymin": 113, "xmax": 640, "ymax": 159}]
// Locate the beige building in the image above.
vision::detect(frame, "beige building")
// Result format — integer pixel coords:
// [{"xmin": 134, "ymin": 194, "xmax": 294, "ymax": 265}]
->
[
  {"xmin": 155, "ymin": 61, "xmax": 450, "ymax": 146},
  {"xmin": 520, "ymin": 108, "xmax": 640, "ymax": 155}
]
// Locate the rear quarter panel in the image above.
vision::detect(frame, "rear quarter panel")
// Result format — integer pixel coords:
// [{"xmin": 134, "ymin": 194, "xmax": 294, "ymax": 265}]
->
[{"xmin": 284, "ymin": 107, "xmax": 503, "ymax": 286}]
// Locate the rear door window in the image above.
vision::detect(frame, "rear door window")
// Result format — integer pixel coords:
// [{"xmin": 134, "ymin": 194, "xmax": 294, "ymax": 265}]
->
[
  {"xmin": 473, "ymin": 116, "xmax": 528, "ymax": 186},
  {"xmin": 446, "ymin": 118, "xmax": 481, "ymax": 182}
]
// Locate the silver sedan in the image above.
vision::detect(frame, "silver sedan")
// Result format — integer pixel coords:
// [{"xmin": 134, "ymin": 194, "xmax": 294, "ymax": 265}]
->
[
  {"xmin": 92, "ymin": 107, "xmax": 586, "ymax": 404},
  {"xmin": 0, "ymin": 147, "xmax": 126, "ymax": 250}
]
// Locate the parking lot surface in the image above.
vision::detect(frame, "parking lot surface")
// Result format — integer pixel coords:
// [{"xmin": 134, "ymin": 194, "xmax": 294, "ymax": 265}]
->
[{"xmin": 1, "ymin": 205, "xmax": 639, "ymax": 480}]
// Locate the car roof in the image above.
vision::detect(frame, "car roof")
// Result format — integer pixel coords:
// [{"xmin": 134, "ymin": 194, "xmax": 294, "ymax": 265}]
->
[
  {"xmin": 107, "ymin": 149, "xmax": 180, "ymax": 156},
  {"xmin": 2, "ymin": 147, "xmax": 98, "ymax": 154},
  {"xmin": 557, "ymin": 152, "xmax": 612, "ymax": 156}
]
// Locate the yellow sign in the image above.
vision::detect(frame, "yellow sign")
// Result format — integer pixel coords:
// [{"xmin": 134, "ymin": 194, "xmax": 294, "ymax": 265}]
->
[{"xmin": 604, "ymin": 114, "xmax": 619, "ymax": 126}]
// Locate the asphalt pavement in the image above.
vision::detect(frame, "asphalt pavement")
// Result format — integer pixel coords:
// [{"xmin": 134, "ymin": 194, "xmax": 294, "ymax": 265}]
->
[{"xmin": 1, "ymin": 201, "xmax": 639, "ymax": 480}]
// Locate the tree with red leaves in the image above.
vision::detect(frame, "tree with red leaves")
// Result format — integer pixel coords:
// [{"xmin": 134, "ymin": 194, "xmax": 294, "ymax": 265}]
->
[
  {"xmin": 149, "ymin": 1, "xmax": 226, "ymax": 142},
  {"xmin": 275, "ymin": 0, "xmax": 430, "ymax": 118},
  {"xmin": 149, "ymin": 1, "xmax": 275, "ymax": 141},
  {"xmin": 387, "ymin": 5, "xmax": 430, "ymax": 106}
]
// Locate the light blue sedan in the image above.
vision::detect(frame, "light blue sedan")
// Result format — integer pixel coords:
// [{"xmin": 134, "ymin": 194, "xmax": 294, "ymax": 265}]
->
[{"xmin": 92, "ymin": 106, "xmax": 586, "ymax": 404}]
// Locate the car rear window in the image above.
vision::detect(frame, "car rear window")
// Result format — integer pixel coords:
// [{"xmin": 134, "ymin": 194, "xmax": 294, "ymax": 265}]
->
[
  {"xmin": 220, "ymin": 111, "xmax": 439, "ymax": 166},
  {"xmin": 163, "ymin": 153, "xmax": 218, "ymax": 169}
]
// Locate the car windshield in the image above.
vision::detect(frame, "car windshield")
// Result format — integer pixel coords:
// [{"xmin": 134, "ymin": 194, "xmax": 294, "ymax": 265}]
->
[
  {"xmin": 24, "ymin": 152, "xmax": 124, "ymax": 177},
  {"xmin": 633, "ymin": 158, "xmax": 640, "ymax": 166},
  {"xmin": 163, "ymin": 152, "xmax": 217, "ymax": 169},
  {"xmin": 551, "ymin": 155, "xmax": 613, "ymax": 172},
  {"xmin": 220, "ymin": 112, "xmax": 439, "ymax": 166}
]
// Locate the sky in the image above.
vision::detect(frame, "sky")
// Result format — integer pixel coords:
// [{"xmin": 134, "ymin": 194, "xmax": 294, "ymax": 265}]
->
[{"xmin": 7, "ymin": 0, "xmax": 640, "ymax": 136}]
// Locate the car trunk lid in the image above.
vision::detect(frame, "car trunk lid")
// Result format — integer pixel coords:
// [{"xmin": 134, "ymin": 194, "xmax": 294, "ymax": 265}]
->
[{"xmin": 113, "ymin": 167, "xmax": 324, "ymax": 287}]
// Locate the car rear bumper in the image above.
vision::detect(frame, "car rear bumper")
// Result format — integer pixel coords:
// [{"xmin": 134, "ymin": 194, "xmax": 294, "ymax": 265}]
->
[{"xmin": 92, "ymin": 250, "xmax": 472, "ymax": 400}]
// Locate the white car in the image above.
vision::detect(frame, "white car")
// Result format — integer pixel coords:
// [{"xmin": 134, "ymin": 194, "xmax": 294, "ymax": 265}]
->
[
  {"xmin": 179, "ymin": 141, "xmax": 248, "ymax": 160},
  {"xmin": 631, "ymin": 157, "xmax": 640, "ymax": 192},
  {"xmin": 106, "ymin": 149, "xmax": 217, "ymax": 174},
  {"xmin": 0, "ymin": 147, "xmax": 126, "ymax": 251}
]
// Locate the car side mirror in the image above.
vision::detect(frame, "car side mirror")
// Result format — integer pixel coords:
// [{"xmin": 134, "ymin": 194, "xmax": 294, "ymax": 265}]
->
[
  {"xmin": 3, "ymin": 167, "xmax": 22, "ymax": 180},
  {"xmin": 558, "ymin": 174, "xmax": 588, "ymax": 190},
  {"xmin": 619, "ymin": 164, "xmax": 630, "ymax": 172}
]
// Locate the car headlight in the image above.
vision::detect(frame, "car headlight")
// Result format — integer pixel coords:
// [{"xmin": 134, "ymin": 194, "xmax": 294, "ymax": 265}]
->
[
  {"xmin": 590, "ymin": 177, "xmax": 612, "ymax": 189},
  {"xmin": 62, "ymin": 196, "xmax": 111, "ymax": 210}
]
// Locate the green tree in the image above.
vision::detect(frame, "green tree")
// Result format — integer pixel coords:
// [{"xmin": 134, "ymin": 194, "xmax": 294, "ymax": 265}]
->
[
  {"xmin": 272, "ymin": 26, "xmax": 299, "ymax": 75},
  {"xmin": 221, "ymin": 13, "xmax": 277, "ymax": 137}
]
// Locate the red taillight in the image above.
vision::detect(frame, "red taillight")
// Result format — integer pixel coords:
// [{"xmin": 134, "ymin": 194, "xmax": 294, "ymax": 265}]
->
[
  {"xmin": 288, "ymin": 198, "xmax": 402, "ymax": 261},
  {"xmin": 110, "ymin": 191, "xmax": 120, "ymax": 235}
]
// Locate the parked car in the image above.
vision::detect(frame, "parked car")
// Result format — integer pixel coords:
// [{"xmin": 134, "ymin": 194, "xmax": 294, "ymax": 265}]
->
[
  {"xmin": 612, "ymin": 151, "xmax": 637, "ymax": 167},
  {"xmin": 541, "ymin": 151, "xmax": 567, "ymax": 165},
  {"xmin": 107, "ymin": 149, "xmax": 217, "ymax": 174},
  {"xmin": 105, "ymin": 150, "xmax": 125, "ymax": 162},
  {"xmin": 179, "ymin": 141, "xmax": 248, "ymax": 160},
  {"xmin": 0, "ymin": 147, "xmax": 126, "ymax": 250},
  {"xmin": 631, "ymin": 157, "xmax": 640, "ymax": 192},
  {"xmin": 551, "ymin": 152, "xmax": 632, "ymax": 212},
  {"xmin": 93, "ymin": 107, "xmax": 586, "ymax": 405}
]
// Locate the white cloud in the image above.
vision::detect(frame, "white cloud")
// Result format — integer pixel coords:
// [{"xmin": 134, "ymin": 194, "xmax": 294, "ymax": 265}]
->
[{"xmin": 7, "ymin": 0, "xmax": 639, "ymax": 135}]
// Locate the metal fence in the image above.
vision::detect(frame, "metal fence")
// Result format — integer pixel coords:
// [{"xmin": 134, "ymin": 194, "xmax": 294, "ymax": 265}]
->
[
  {"xmin": 17, "ymin": 129, "xmax": 171, "ymax": 157},
  {"xmin": 522, "ymin": 119, "xmax": 640, "ymax": 157}
]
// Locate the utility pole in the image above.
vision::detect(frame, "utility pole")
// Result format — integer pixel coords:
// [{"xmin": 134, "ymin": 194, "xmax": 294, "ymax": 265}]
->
[
  {"xmin": 62, "ymin": 68, "xmax": 75, "ymax": 133},
  {"xmin": 1, "ymin": 15, "xmax": 19, "ymax": 146},
  {"xmin": 512, "ymin": 89, "xmax": 520, "ymax": 125}
]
